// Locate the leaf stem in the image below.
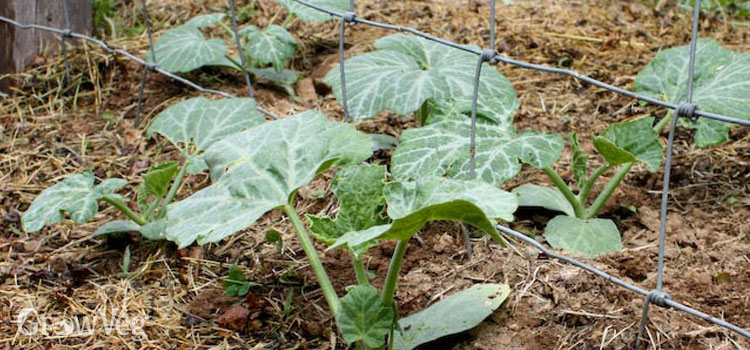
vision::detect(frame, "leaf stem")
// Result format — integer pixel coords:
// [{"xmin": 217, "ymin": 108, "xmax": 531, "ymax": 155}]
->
[
  {"xmin": 218, "ymin": 21, "xmax": 236, "ymax": 39},
  {"xmin": 157, "ymin": 161, "xmax": 189, "ymax": 219},
  {"xmin": 653, "ymin": 110, "xmax": 673, "ymax": 134},
  {"xmin": 282, "ymin": 204, "xmax": 340, "ymax": 315},
  {"xmin": 102, "ymin": 195, "xmax": 147, "ymax": 226},
  {"xmin": 381, "ymin": 239, "xmax": 408, "ymax": 307},
  {"xmin": 542, "ymin": 167, "xmax": 585, "ymax": 218},
  {"xmin": 578, "ymin": 164, "xmax": 611, "ymax": 204},
  {"xmin": 584, "ymin": 163, "xmax": 633, "ymax": 219},
  {"xmin": 352, "ymin": 254, "xmax": 369, "ymax": 285},
  {"xmin": 224, "ymin": 55, "xmax": 245, "ymax": 71}
]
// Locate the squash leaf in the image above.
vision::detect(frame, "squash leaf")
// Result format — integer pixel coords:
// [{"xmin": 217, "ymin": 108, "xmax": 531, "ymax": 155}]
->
[
  {"xmin": 592, "ymin": 117, "xmax": 661, "ymax": 172},
  {"xmin": 544, "ymin": 216, "xmax": 622, "ymax": 258},
  {"xmin": 336, "ymin": 285, "xmax": 394, "ymax": 348}
]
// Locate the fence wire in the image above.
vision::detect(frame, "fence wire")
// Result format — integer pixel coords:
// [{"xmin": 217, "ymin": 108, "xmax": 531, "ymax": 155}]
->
[{"xmin": 1, "ymin": 0, "xmax": 749, "ymax": 347}]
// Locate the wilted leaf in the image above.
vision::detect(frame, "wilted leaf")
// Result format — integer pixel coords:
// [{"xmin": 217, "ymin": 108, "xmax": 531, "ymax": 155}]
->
[
  {"xmin": 391, "ymin": 283, "xmax": 510, "ymax": 350},
  {"xmin": 593, "ymin": 117, "xmax": 661, "ymax": 172},
  {"xmin": 324, "ymin": 34, "xmax": 518, "ymax": 121},
  {"xmin": 544, "ymin": 216, "xmax": 622, "ymax": 258},
  {"xmin": 336, "ymin": 285, "xmax": 394, "ymax": 347},
  {"xmin": 512, "ymin": 184, "xmax": 575, "ymax": 217},
  {"xmin": 392, "ymin": 104, "xmax": 563, "ymax": 186},
  {"xmin": 163, "ymin": 111, "xmax": 372, "ymax": 248},
  {"xmin": 634, "ymin": 39, "xmax": 750, "ymax": 147},
  {"xmin": 22, "ymin": 172, "xmax": 127, "ymax": 232}
]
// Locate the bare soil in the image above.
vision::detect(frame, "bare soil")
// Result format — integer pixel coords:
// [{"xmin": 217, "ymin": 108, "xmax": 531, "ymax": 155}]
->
[{"xmin": 1, "ymin": 0, "xmax": 749, "ymax": 349}]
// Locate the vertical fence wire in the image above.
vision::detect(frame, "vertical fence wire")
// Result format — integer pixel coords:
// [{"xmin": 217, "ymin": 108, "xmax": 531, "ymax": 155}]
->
[
  {"xmin": 635, "ymin": 0, "xmax": 702, "ymax": 347},
  {"xmin": 229, "ymin": 0, "xmax": 254, "ymax": 98},
  {"xmin": 338, "ymin": 1, "xmax": 356, "ymax": 122},
  {"xmin": 59, "ymin": 0, "xmax": 72, "ymax": 83},
  {"xmin": 134, "ymin": 0, "xmax": 157, "ymax": 128}
]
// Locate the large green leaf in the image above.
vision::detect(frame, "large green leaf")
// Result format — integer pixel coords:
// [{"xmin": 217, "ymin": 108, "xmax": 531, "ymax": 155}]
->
[
  {"xmin": 336, "ymin": 285, "xmax": 394, "ymax": 348},
  {"xmin": 243, "ymin": 25, "xmax": 297, "ymax": 71},
  {"xmin": 592, "ymin": 117, "xmax": 661, "ymax": 172},
  {"xmin": 324, "ymin": 34, "xmax": 518, "ymax": 121},
  {"xmin": 22, "ymin": 172, "xmax": 127, "ymax": 232},
  {"xmin": 391, "ymin": 104, "xmax": 564, "ymax": 186},
  {"xmin": 331, "ymin": 177, "xmax": 518, "ymax": 249},
  {"xmin": 634, "ymin": 39, "xmax": 750, "ymax": 147},
  {"xmin": 147, "ymin": 97, "xmax": 265, "ymax": 173},
  {"xmin": 182, "ymin": 13, "xmax": 225, "ymax": 29},
  {"xmin": 275, "ymin": 0, "xmax": 349, "ymax": 22},
  {"xmin": 391, "ymin": 283, "xmax": 510, "ymax": 350},
  {"xmin": 544, "ymin": 216, "xmax": 622, "ymax": 258},
  {"xmin": 512, "ymin": 184, "xmax": 575, "ymax": 217},
  {"xmin": 163, "ymin": 111, "xmax": 373, "ymax": 248},
  {"xmin": 147, "ymin": 27, "xmax": 226, "ymax": 73},
  {"xmin": 308, "ymin": 164, "xmax": 387, "ymax": 246}
]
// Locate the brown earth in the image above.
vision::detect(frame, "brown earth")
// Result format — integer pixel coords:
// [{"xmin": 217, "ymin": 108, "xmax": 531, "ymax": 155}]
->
[{"xmin": 1, "ymin": 0, "xmax": 749, "ymax": 349}]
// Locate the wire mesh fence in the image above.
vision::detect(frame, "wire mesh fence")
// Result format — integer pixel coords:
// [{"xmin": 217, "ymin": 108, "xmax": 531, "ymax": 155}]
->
[{"xmin": 1, "ymin": 0, "xmax": 748, "ymax": 347}]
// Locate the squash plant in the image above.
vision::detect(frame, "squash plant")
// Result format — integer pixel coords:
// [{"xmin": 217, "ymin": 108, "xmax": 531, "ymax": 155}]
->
[
  {"xmin": 156, "ymin": 111, "xmax": 515, "ymax": 349},
  {"xmin": 21, "ymin": 97, "xmax": 265, "ymax": 239},
  {"xmin": 148, "ymin": 13, "xmax": 299, "ymax": 95}
]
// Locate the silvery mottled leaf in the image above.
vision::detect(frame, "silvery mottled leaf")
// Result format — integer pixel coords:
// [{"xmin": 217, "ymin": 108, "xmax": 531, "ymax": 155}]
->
[
  {"xmin": 392, "ymin": 105, "xmax": 563, "ymax": 186},
  {"xmin": 392, "ymin": 284, "xmax": 510, "ymax": 350},
  {"xmin": 592, "ymin": 117, "xmax": 661, "ymax": 172},
  {"xmin": 275, "ymin": 0, "xmax": 349, "ymax": 22},
  {"xmin": 148, "ymin": 97, "xmax": 265, "ymax": 173},
  {"xmin": 22, "ymin": 172, "xmax": 127, "ymax": 232},
  {"xmin": 512, "ymin": 184, "xmax": 575, "ymax": 217},
  {"xmin": 544, "ymin": 216, "xmax": 622, "ymax": 258},
  {"xmin": 336, "ymin": 285, "xmax": 394, "ymax": 348},
  {"xmin": 147, "ymin": 27, "xmax": 226, "ymax": 73},
  {"xmin": 163, "ymin": 111, "xmax": 373, "ymax": 248},
  {"xmin": 243, "ymin": 25, "xmax": 297, "ymax": 71},
  {"xmin": 183, "ymin": 13, "xmax": 225, "ymax": 28},
  {"xmin": 634, "ymin": 39, "xmax": 750, "ymax": 147},
  {"xmin": 324, "ymin": 34, "xmax": 518, "ymax": 121},
  {"xmin": 331, "ymin": 177, "xmax": 517, "ymax": 248}
]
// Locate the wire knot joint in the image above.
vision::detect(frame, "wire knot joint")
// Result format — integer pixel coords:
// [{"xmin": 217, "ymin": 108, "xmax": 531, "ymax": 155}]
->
[
  {"xmin": 62, "ymin": 29, "xmax": 73, "ymax": 38},
  {"xmin": 342, "ymin": 12, "xmax": 357, "ymax": 24},
  {"xmin": 480, "ymin": 50, "xmax": 496, "ymax": 63},
  {"xmin": 646, "ymin": 290, "xmax": 671, "ymax": 308},
  {"xmin": 144, "ymin": 62, "xmax": 158, "ymax": 71},
  {"xmin": 676, "ymin": 102, "xmax": 698, "ymax": 122}
]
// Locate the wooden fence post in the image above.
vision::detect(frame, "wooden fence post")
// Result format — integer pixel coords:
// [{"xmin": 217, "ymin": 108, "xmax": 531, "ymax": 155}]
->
[{"xmin": 0, "ymin": 0, "xmax": 92, "ymax": 91}]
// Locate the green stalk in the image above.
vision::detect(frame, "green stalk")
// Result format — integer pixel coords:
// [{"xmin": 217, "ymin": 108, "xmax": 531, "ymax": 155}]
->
[
  {"xmin": 156, "ymin": 161, "xmax": 188, "ymax": 220},
  {"xmin": 653, "ymin": 111, "xmax": 673, "ymax": 134},
  {"xmin": 381, "ymin": 239, "xmax": 408, "ymax": 306},
  {"xmin": 578, "ymin": 164, "xmax": 611, "ymax": 204},
  {"xmin": 102, "ymin": 195, "xmax": 147, "ymax": 226},
  {"xmin": 143, "ymin": 198, "xmax": 161, "ymax": 221},
  {"xmin": 542, "ymin": 167, "xmax": 585, "ymax": 218},
  {"xmin": 352, "ymin": 254, "xmax": 369, "ymax": 285},
  {"xmin": 281, "ymin": 13, "xmax": 296, "ymax": 28},
  {"xmin": 224, "ymin": 55, "xmax": 245, "ymax": 71},
  {"xmin": 584, "ymin": 162, "xmax": 633, "ymax": 219},
  {"xmin": 217, "ymin": 21, "xmax": 236, "ymax": 39},
  {"xmin": 282, "ymin": 204, "xmax": 340, "ymax": 315}
]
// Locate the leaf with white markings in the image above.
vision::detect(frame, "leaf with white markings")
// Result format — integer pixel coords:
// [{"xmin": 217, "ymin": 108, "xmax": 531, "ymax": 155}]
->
[
  {"xmin": 307, "ymin": 164, "xmax": 387, "ymax": 247},
  {"xmin": 592, "ymin": 117, "xmax": 662, "ymax": 172},
  {"xmin": 275, "ymin": 0, "xmax": 349, "ymax": 22},
  {"xmin": 331, "ymin": 177, "xmax": 518, "ymax": 249},
  {"xmin": 392, "ymin": 104, "xmax": 564, "ymax": 186},
  {"xmin": 392, "ymin": 284, "xmax": 510, "ymax": 350},
  {"xmin": 512, "ymin": 184, "xmax": 575, "ymax": 217},
  {"xmin": 243, "ymin": 25, "xmax": 297, "ymax": 72},
  {"xmin": 336, "ymin": 285, "xmax": 394, "ymax": 348},
  {"xmin": 324, "ymin": 34, "xmax": 518, "ymax": 121},
  {"xmin": 544, "ymin": 216, "xmax": 622, "ymax": 258},
  {"xmin": 183, "ymin": 13, "xmax": 225, "ymax": 28},
  {"xmin": 635, "ymin": 39, "xmax": 750, "ymax": 147},
  {"xmin": 148, "ymin": 27, "xmax": 226, "ymax": 73},
  {"xmin": 22, "ymin": 172, "xmax": 127, "ymax": 232},
  {"xmin": 148, "ymin": 97, "xmax": 265, "ymax": 174},
  {"xmin": 163, "ymin": 111, "xmax": 373, "ymax": 248}
]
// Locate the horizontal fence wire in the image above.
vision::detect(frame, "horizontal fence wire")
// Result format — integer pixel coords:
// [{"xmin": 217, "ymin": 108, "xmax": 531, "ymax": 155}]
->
[
  {"xmin": 2, "ymin": 0, "xmax": 749, "ymax": 345},
  {"xmin": 288, "ymin": 0, "xmax": 750, "ymax": 343},
  {"xmin": 0, "ymin": 15, "xmax": 278, "ymax": 120}
]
